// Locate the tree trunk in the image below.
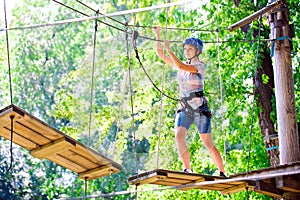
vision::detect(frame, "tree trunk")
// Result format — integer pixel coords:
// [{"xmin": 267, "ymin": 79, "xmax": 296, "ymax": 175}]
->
[
  {"xmin": 232, "ymin": 0, "xmax": 281, "ymax": 168},
  {"xmin": 254, "ymin": 49, "xmax": 280, "ymax": 166}
]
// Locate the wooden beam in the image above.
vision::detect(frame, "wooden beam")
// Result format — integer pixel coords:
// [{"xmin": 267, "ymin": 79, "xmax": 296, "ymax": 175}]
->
[
  {"xmin": 283, "ymin": 193, "xmax": 300, "ymax": 200},
  {"xmin": 131, "ymin": 174, "xmax": 167, "ymax": 186},
  {"xmin": 228, "ymin": 0, "xmax": 283, "ymax": 32},
  {"xmin": 128, "ymin": 170, "xmax": 168, "ymax": 185},
  {"xmin": 30, "ymin": 137, "xmax": 76, "ymax": 159},
  {"xmin": 78, "ymin": 164, "xmax": 120, "ymax": 180},
  {"xmin": 276, "ymin": 175, "xmax": 300, "ymax": 192},
  {"xmin": 255, "ymin": 180, "xmax": 284, "ymax": 198},
  {"xmin": 221, "ymin": 183, "xmax": 253, "ymax": 194},
  {"xmin": 230, "ymin": 162, "xmax": 300, "ymax": 181},
  {"xmin": 0, "ymin": 104, "xmax": 24, "ymax": 119}
]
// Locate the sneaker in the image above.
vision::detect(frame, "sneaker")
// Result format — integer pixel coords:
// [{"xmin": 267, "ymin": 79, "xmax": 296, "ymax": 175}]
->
[
  {"xmin": 182, "ymin": 169, "xmax": 193, "ymax": 173},
  {"xmin": 219, "ymin": 171, "xmax": 227, "ymax": 178}
]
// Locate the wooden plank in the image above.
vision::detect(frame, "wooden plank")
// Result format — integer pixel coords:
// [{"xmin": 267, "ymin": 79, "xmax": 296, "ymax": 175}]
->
[
  {"xmin": 78, "ymin": 165, "xmax": 110, "ymax": 179},
  {"xmin": 183, "ymin": 182, "xmax": 238, "ymax": 191},
  {"xmin": 0, "ymin": 116, "xmax": 16, "ymax": 129},
  {"xmin": 78, "ymin": 164, "xmax": 122, "ymax": 180},
  {"xmin": 72, "ymin": 144, "xmax": 111, "ymax": 165},
  {"xmin": 0, "ymin": 105, "xmax": 62, "ymax": 141},
  {"xmin": 0, "ymin": 105, "xmax": 60, "ymax": 146},
  {"xmin": 181, "ymin": 180, "xmax": 244, "ymax": 191},
  {"xmin": 158, "ymin": 177, "xmax": 194, "ymax": 185},
  {"xmin": 128, "ymin": 170, "xmax": 168, "ymax": 185},
  {"xmin": 162, "ymin": 169, "xmax": 223, "ymax": 181},
  {"xmin": 17, "ymin": 113, "xmax": 62, "ymax": 141},
  {"xmin": 128, "ymin": 164, "xmax": 300, "ymax": 195},
  {"xmin": 136, "ymin": 175, "xmax": 167, "ymax": 186},
  {"xmin": 255, "ymin": 180, "xmax": 283, "ymax": 198},
  {"xmin": 128, "ymin": 169, "xmax": 226, "ymax": 188},
  {"xmin": 221, "ymin": 183, "xmax": 253, "ymax": 194},
  {"xmin": 0, "ymin": 106, "xmax": 36, "ymax": 148},
  {"xmin": 276, "ymin": 175, "xmax": 300, "ymax": 193},
  {"xmin": 197, "ymin": 182, "xmax": 239, "ymax": 190},
  {"xmin": 48, "ymin": 153, "xmax": 87, "ymax": 172},
  {"xmin": 164, "ymin": 171, "xmax": 216, "ymax": 189},
  {"xmin": 180, "ymin": 183, "xmax": 226, "ymax": 191},
  {"xmin": 175, "ymin": 175, "xmax": 258, "ymax": 192},
  {"xmin": 61, "ymin": 149, "xmax": 100, "ymax": 169},
  {"xmin": 131, "ymin": 172, "xmax": 208, "ymax": 187},
  {"xmin": 0, "ymin": 104, "xmax": 122, "ymax": 180},
  {"xmin": 155, "ymin": 180, "xmax": 183, "ymax": 187},
  {"xmin": 131, "ymin": 174, "xmax": 167, "ymax": 186},
  {"xmin": 48, "ymin": 147, "xmax": 122, "ymax": 178},
  {"xmin": 0, "ymin": 127, "xmax": 38, "ymax": 149},
  {"xmin": 166, "ymin": 171, "xmax": 209, "ymax": 182},
  {"xmin": 30, "ymin": 137, "xmax": 77, "ymax": 159},
  {"xmin": 12, "ymin": 121, "xmax": 52, "ymax": 145}
]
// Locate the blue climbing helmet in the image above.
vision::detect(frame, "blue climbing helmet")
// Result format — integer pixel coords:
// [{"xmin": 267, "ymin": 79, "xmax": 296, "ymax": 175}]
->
[{"xmin": 182, "ymin": 37, "xmax": 204, "ymax": 53}]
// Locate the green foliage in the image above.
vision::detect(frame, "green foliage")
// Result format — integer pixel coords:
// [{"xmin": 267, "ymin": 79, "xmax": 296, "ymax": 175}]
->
[{"xmin": 261, "ymin": 74, "xmax": 269, "ymax": 84}]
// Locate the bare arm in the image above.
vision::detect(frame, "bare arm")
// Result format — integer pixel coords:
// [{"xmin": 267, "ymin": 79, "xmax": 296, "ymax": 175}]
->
[
  {"xmin": 165, "ymin": 40, "xmax": 198, "ymax": 73},
  {"xmin": 152, "ymin": 26, "xmax": 173, "ymax": 67}
]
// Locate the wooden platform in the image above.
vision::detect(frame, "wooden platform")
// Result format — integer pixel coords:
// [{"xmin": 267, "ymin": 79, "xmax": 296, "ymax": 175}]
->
[
  {"xmin": 128, "ymin": 169, "xmax": 244, "ymax": 194},
  {"xmin": 128, "ymin": 162, "xmax": 300, "ymax": 197},
  {"xmin": 0, "ymin": 104, "xmax": 122, "ymax": 180}
]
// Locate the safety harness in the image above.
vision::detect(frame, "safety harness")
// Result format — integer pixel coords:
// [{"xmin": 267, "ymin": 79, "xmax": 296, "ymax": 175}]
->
[{"xmin": 178, "ymin": 91, "xmax": 212, "ymax": 120}]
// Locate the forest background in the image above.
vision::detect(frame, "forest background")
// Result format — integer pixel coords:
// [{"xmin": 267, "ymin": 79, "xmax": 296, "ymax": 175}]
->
[{"xmin": 0, "ymin": 0, "xmax": 299, "ymax": 199}]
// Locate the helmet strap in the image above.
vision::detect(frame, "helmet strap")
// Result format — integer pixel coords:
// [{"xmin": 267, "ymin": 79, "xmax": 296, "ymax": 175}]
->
[{"xmin": 187, "ymin": 53, "xmax": 200, "ymax": 64}]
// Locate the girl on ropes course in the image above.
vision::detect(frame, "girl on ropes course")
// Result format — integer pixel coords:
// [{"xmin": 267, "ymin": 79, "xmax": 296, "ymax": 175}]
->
[{"xmin": 152, "ymin": 25, "xmax": 226, "ymax": 177}]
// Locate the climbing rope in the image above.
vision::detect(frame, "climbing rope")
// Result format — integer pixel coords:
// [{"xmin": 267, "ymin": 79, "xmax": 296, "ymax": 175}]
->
[
  {"xmin": 3, "ymin": 0, "xmax": 14, "ymax": 174},
  {"xmin": 131, "ymin": 3, "xmax": 139, "ymax": 200},
  {"xmin": 156, "ymin": 0, "xmax": 170, "ymax": 169},
  {"xmin": 7, "ymin": 116, "xmax": 14, "ymax": 173},
  {"xmin": 3, "ymin": 0, "xmax": 13, "ymax": 105},
  {"xmin": 127, "ymin": 21, "xmax": 139, "ymax": 177},
  {"xmin": 216, "ymin": 28, "xmax": 226, "ymax": 163},
  {"xmin": 87, "ymin": 11, "xmax": 99, "ymax": 147},
  {"xmin": 133, "ymin": 46, "xmax": 179, "ymax": 101},
  {"xmin": 215, "ymin": 0, "xmax": 226, "ymax": 165},
  {"xmin": 0, "ymin": 1, "xmax": 272, "ymax": 45},
  {"xmin": 247, "ymin": 10, "xmax": 263, "ymax": 174},
  {"xmin": 128, "ymin": 24, "xmax": 219, "ymax": 32},
  {"xmin": 112, "ymin": 24, "xmax": 130, "ymax": 160}
]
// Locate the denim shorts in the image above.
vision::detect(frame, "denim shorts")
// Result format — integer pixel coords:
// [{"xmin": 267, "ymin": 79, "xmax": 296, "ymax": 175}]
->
[{"xmin": 175, "ymin": 104, "xmax": 211, "ymax": 134}]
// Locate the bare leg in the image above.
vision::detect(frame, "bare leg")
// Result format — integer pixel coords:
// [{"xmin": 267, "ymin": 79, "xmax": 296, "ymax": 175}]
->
[
  {"xmin": 175, "ymin": 127, "xmax": 191, "ymax": 170},
  {"xmin": 200, "ymin": 134, "xmax": 225, "ymax": 172}
]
